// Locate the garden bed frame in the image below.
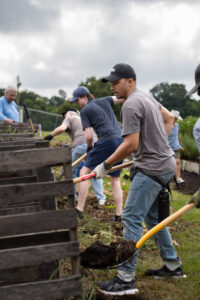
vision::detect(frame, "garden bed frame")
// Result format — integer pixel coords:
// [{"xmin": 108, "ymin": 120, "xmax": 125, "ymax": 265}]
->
[{"xmin": 0, "ymin": 123, "xmax": 82, "ymax": 299}]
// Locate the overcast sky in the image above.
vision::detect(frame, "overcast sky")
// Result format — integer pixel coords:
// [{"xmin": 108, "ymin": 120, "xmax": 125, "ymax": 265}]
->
[{"xmin": 0, "ymin": 0, "xmax": 200, "ymax": 99}]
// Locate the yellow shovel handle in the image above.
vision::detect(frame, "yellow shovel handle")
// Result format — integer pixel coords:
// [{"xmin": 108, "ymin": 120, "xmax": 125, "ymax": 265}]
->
[
  {"xmin": 136, "ymin": 203, "xmax": 195, "ymax": 249},
  {"xmin": 72, "ymin": 152, "xmax": 87, "ymax": 167}
]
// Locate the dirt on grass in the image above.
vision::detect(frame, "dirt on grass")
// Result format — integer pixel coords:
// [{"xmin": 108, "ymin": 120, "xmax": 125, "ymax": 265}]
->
[
  {"xmin": 81, "ymin": 240, "xmax": 136, "ymax": 269},
  {"xmin": 174, "ymin": 170, "xmax": 200, "ymax": 195}
]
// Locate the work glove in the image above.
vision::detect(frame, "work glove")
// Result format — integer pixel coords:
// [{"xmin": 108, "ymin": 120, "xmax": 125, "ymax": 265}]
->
[
  {"xmin": 188, "ymin": 189, "xmax": 200, "ymax": 208},
  {"xmin": 44, "ymin": 134, "xmax": 53, "ymax": 141},
  {"xmin": 93, "ymin": 162, "xmax": 112, "ymax": 179}
]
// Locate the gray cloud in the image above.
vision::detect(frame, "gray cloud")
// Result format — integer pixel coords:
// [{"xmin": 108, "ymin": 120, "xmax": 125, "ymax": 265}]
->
[
  {"xmin": 0, "ymin": 0, "xmax": 60, "ymax": 32},
  {"xmin": 0, "ymin": 0, "xmax": 199, "ymax": 98}
]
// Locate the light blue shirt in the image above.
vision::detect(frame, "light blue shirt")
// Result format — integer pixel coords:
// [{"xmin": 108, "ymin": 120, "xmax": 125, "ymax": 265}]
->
[
  {"xmin": 193, "ymin": 118, "xmax": 200, "ymax": 152},
  {"xmin": 168, "ymin": 123, "xmax": 182, "ymax": 151},
  {"xmin": 0, "ymin": 96, "xmax": 19, "ymax": 122}
]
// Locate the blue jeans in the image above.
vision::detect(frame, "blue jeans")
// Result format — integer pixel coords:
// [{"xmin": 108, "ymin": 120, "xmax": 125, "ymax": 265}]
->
[
  {"xmin": 118, "ymin": 171, "xmax": 181, "ymax": 281},
  {"xmin": 72, "ymin": 143, "xmax": 106, "ymax": 201}
]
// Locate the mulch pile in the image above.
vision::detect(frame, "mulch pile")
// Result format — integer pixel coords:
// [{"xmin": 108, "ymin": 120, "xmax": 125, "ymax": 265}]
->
[
  {"xmin": 174, "ymin": 170, "xmax": 200, "ymax": 195},
  {"xmin": 81, "ymin": 240, "xmax": 136, "ymax": 269}
]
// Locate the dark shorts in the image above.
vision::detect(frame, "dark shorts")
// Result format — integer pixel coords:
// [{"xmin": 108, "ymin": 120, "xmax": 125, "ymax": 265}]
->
[{"xmin": 85, "ymin": 137, "xmax": 123, "ymax": 177}]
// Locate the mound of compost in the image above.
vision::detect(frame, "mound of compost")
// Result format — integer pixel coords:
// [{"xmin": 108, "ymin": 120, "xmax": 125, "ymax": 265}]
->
[
  {"xmin": 81, "ymin": 240, "xmax": 136, "ymax": 268},
  {"xmin": 174, "ymin": 170, "xmax": 200, "ymax": 195}
]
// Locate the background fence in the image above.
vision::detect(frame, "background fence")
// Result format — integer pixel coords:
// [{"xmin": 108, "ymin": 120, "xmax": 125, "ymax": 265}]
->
[{"xmin": 19, "ymin": 107, "xmax": 63, "ymax": 131}]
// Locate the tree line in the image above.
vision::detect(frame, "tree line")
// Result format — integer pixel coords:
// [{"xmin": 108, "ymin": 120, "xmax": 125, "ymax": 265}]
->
[{"xmin": 1, "ymin": 78, "xmax": 200, "ymax": 124}]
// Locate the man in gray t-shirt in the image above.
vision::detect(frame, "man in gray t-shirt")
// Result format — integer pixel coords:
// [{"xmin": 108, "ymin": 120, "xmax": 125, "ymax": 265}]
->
[{"xmin": 94, "ymin": 63, "xmax": 186, "ymax": 296}]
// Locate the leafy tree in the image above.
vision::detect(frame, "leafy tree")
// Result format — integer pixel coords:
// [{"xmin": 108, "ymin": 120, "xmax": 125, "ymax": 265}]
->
[
  {"xmin": 0, "ymin": 88, "xmax": 4, "ymax": 97},
  {"xmin": 58, "ymin": 89, "xmax": 67, "ymax": 99},
  {"xmin": 57, "ymin": 101, "xmax": 80, "ymax": 115},
  {"xmin": 48, "ymin": 96, "xmax": 65, "ymax": 108},
  {"xmin": 150, "ymin": 82, "xmax": 200, "ymax": 118}
]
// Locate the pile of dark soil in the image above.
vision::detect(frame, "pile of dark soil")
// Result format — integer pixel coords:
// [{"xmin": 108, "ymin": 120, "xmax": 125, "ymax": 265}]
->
[
  {"xmin": 174, "ymin": 170, "xmax": 200, "ymax": 195},
  {"xmin": 81, "ymin": 240, "xmax": 136, "ymax": 269}
]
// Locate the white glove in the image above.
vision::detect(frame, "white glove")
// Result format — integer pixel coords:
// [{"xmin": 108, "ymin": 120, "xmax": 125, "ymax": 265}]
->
[{"xmin": 93, "ymin": 163, "xmax": 109, "ymax": 179}]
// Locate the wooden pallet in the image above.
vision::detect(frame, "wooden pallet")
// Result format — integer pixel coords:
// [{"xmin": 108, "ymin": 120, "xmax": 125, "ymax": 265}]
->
[{"xmin": 0, "ymin": 133, "xmax": 81, "ymax": 298}]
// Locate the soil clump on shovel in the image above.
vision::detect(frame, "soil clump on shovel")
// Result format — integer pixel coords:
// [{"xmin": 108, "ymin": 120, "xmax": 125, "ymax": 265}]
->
[{"xmin": 81, "ymin": 240, "xmax": 136, "ymax": 269}]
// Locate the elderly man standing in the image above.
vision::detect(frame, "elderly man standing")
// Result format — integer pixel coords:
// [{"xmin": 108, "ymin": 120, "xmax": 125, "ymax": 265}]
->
[{"xmin": 0, "ymin": 85, "xmax": 19, "ymax": 123}]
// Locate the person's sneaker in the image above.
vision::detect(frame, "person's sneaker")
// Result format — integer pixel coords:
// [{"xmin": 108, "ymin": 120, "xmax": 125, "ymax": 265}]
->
[
  {"xmin": 76, "ymin": 208, "xmax": 83, "ymax": 220},
  {"xmin": 110, "ymin": 215, "xmax": 121, "ymax": 222},
  {"xmin": 145, "ymin": 265, "xmax": 187, "ymax": 279},
  {"xmin": 97, "ymin": 276, "xmax": 139, "ymax": 296},
  {"xmin": 98, "ymin": 198, "xmax": 106, "ymax": 205},
  {"xmin": 176, "ymin": 177, "xmax": 185, "ymax": 184}
]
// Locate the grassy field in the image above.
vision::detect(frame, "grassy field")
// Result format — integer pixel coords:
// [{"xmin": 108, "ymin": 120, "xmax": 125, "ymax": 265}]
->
[{"xmin": 44, "ymin": 131, "xmax": 200, "ymax": 299}]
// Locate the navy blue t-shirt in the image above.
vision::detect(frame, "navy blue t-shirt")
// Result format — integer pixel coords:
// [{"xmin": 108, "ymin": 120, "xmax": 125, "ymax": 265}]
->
[{"xmin": 80, "ymin": 96, "xmax": 122, "ymax": 140}]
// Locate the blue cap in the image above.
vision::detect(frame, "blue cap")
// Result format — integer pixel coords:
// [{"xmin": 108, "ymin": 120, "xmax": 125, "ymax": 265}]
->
[{"xmin": 70, "ymin": 86, "xmax": 90, "ymax": 103}]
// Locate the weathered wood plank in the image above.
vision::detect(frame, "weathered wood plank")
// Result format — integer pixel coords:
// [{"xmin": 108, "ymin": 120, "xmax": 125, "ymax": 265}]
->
[
  {"xmin": 0, "ymin": 147, "xmax": 71, "ymax": 172},
  {"xmin": 35, "ymin": 167, "xmax": 57, "ymax": 211},
  {"xmin": 0, "ymin": 231, "xmax": 69, "ymax": 250},
  {"xmin": 34, "ymin": 140, "xmax": 49, "ymax": 148},
  {"xmin": 0, "ymin": 139, "xmax": 43, "ymax": 146},
  {"xmin": 0, "ymin": 261, "xmax": 59, "ymax": 285},
  {"xmin": 0, "ymin": 133, "xmax": 34, "ymax": 138},
  {"xmin": 0, "ymin": 122, "xmax": 39, "ymax": 129},
  {"xmin": 0, "ymin": 140, "xmax": 49, "ymax": 151},
  {"xmin": 0, "ymin": 129, "xmax": 32, "ymax": 134},
  {"xmin": 0, "ymin": 180, "xmax": 73, "ymax": 206},
  {"xmin": 0, "ymin": 209, "xmax": 77, "ymax": 237},
  {"xmin": 0, "ymin": 241, "xmax": 80, "ymax": 270},
  {"xmin": 0, "ymin": 144, "xmax": 35, "ymax": 151},
  {"xmin": 0, "ymin": 204, "xmax": 39, "ymax": 216},
  {"xmin": 0, "ymin": 137, "xmax": 38, "ymax": 142},
  {"xmin": 0, "ymin": 175, "xmax": 37, "ymax": 185},
  {"xmin": 0, "ymin": 275, "xmax": 82, "ymax": 300}
]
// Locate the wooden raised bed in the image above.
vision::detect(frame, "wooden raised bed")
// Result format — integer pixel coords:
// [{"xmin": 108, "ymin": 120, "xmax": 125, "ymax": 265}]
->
[{"xmin": 0, "ymin": 124, "xmax": 82, "ymax": 299}]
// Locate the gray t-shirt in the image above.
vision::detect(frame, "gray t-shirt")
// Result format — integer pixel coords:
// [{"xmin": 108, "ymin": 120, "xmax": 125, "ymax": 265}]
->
[
  {"xmin": 121, "ymin": 89, "xmax": 176, "ymax": 175},
  {"xmin": 62, "ymin": 112, "xmax": 90, "ymax": 148}
]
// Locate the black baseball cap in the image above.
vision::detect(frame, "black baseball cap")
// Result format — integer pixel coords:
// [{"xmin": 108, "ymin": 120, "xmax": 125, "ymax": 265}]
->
[
  {"xmin": 102, "ymin": 63, "xmax": 136, "ymax": 82},
  {"xmin": 187, "ymin": 64, "xmax": 200, "ymax": 96}
]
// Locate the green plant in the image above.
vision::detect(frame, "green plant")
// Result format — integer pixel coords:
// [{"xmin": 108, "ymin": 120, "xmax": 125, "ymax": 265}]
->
[
  {"xmin": 180, "ymin": 133, "xmax": 199, "ymax": 160},
  {"xmin": 179, "ymin": 116, "xmax": 198, "ymax": 137},
  {"xmin": 178, "ymin": 116, "xmax": 199, "ymax": 160}
]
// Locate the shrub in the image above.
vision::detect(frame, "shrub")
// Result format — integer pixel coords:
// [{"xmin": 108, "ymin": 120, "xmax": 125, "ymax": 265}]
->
[
  {"xmin": 179, "ymin": 116, "xmax": 198, "ymax": 137},
  {"xmin": 180, "ymin": 133, "xmax": 199, "ymax": 160},
  {"xmin": 179, "ymin": 116, "xmax": 199, "ymax": 160}
]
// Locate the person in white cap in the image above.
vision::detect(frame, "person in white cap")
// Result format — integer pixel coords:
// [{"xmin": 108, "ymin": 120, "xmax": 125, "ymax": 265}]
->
[
  {"xmin": 168, "ymin": 110, "xmax": 184, "ymax": 184},
  {"xmin": 187, "ymin": 64, "xmax": 200, "ymax": 152}
]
